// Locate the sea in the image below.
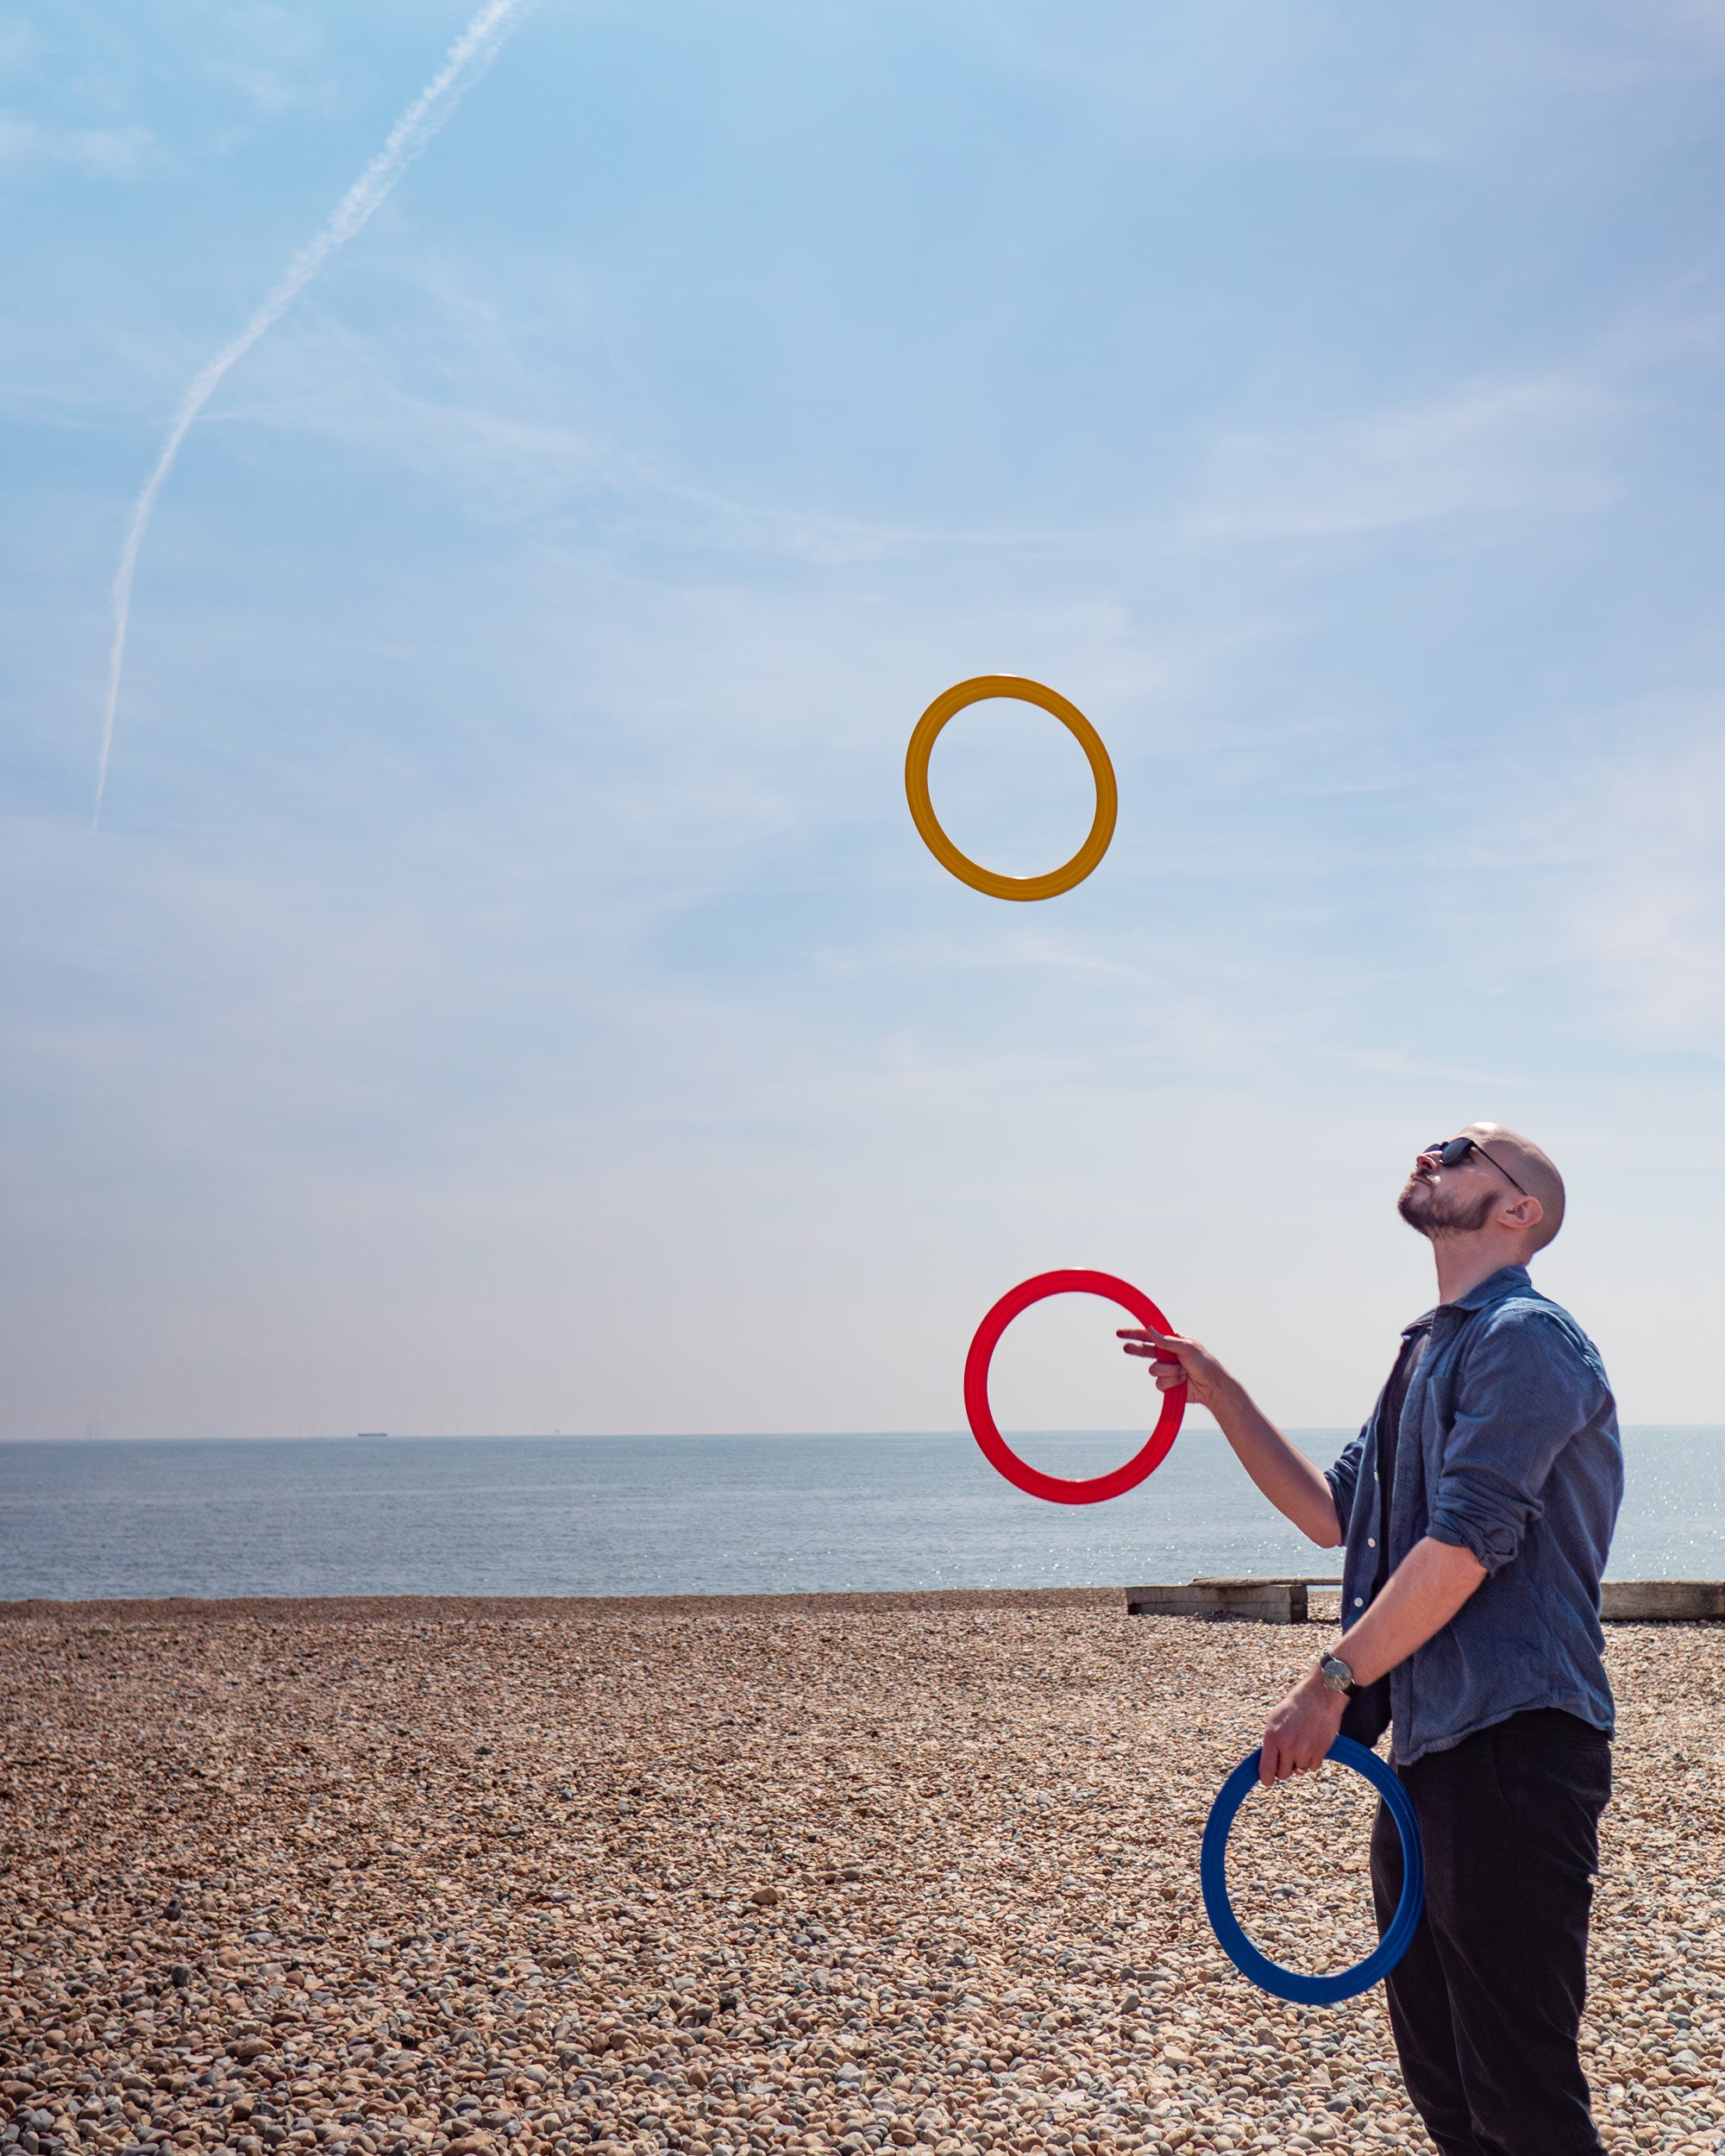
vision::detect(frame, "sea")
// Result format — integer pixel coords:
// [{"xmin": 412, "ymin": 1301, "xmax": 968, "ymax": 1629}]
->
[{"xmin": 3, "ymin": 1427, "xmax": 1724, "ymax": 1602}]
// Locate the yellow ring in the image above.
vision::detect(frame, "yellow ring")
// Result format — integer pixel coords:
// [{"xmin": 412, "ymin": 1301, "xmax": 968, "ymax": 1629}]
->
[{"xmin": 904, "ymin": 674, "xmax": 1117, "ymax": 901}]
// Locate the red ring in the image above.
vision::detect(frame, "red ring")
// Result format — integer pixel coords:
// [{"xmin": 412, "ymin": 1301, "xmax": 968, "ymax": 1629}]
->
[{"xmin": 963, "ymin": 1269, "xmax": 1187, "ymax": 1505}]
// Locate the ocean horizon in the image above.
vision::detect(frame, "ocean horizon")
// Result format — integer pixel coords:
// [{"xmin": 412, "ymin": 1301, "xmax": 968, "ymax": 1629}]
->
[{"xmin": 4, "ymin": 1426, "xmax": 1724, "ymax": 1603}]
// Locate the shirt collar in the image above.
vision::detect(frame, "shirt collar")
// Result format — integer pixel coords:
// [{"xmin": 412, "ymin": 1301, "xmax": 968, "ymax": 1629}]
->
[
  {"xmin": 1450, "ymin": 1263, "xmax": 1534, "ymax": 1312},
  {"xmin": 1402, "ymin": 1263, "xmax": 1533, "ymax": 1336}
]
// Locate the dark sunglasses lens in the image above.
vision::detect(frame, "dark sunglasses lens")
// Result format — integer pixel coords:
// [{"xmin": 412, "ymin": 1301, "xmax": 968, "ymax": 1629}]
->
[{"xmin": 1439, "ymin": 1138, "xmax": 1474, "ymax": 1167}]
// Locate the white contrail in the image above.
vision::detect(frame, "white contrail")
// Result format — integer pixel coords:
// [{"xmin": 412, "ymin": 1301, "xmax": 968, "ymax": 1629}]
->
[{"xmin": 93, "ymin": 0, "xmax": 530, "ymax": 827}]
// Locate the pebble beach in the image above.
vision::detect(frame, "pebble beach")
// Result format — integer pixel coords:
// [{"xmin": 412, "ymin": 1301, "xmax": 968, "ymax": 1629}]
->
[{"xmin": 2, "ymin": 1594, "xmax": 1720, "ymax": 2156}]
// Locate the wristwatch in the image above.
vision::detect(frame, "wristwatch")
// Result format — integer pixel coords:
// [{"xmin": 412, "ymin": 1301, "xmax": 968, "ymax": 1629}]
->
[{"xmin": 1318, "ymin": 1651, "xmax": 1357, "ymax": 1695}]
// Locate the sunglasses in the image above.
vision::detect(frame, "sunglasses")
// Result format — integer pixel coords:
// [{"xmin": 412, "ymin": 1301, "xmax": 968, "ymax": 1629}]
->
[{"xmin": 1423, "ymin": 1137, "xmax": 1527, "ymax": 1197}]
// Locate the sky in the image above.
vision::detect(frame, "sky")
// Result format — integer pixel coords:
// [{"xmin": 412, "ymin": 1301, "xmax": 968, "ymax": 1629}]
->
[{"xmin": 6, "ymin": 0, "xmax": 1725, "ymax": 1441}]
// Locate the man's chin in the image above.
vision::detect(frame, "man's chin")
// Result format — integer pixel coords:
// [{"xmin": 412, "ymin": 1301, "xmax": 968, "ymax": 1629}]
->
[{"xmin": 1397, "ymin": 1181, "xmax": 1435, "ymax": 1232}]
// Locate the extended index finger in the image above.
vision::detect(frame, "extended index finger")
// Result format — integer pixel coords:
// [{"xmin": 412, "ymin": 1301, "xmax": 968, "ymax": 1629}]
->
[{"xmin": 1116, "ymin": 1324, "xmax": 1177, "ymax": 1348}]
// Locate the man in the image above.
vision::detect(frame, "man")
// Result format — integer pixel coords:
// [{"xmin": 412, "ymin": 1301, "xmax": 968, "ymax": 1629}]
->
[{"xmin": 1120, "ymin": 1125, "xmax": 1622, "ymax": 2156}]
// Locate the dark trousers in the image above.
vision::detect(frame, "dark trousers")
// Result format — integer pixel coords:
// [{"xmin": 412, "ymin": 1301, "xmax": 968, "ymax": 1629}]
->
[{"xmin": 1370, "ymin": 1708, "xmax": 1612, "ymax": 2156}]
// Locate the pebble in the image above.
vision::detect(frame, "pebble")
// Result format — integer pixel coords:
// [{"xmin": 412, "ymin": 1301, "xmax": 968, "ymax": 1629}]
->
[{"xmin": 0, "ymin": 1595, "xmax": 1718, "ymax": 2156}]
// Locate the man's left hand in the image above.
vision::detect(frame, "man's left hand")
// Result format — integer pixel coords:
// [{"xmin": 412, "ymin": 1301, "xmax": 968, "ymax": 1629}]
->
[{"xmin": 1259, "ymin": 1670, "xmax": 1348, "ymax": 1783}]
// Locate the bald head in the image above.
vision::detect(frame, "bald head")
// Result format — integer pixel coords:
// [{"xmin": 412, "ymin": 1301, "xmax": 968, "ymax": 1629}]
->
[{"xmin": 1459, "ymin": 1122, "xmax": 1565, "ymax": 1254}]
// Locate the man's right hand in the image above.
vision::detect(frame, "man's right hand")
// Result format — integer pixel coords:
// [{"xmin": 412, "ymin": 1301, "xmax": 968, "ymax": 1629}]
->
[
  {"xmin": 1117, "ymin": 1324, "xmax": 1233, "ymax": 1414},
  {"xmin": 1121, "ymin": 1323, "xmax": 1342, "ymax": 1549}
]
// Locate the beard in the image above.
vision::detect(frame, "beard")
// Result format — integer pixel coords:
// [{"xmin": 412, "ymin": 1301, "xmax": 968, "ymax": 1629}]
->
[{"xmin": 1397, "ymin": 1173, "xmax": 1497, "ymax": 1239}]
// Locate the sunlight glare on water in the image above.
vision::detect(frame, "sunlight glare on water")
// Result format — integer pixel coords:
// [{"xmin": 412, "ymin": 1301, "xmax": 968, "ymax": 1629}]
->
[{"xmin": 0, "ymin": 1426, "xmax": 1720, "ymax": 1601}]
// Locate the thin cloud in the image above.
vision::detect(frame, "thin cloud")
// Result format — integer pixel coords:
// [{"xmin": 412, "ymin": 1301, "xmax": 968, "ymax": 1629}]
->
[
  {"xmin": 1186, "ymin": 376, "xmax": 1620, "ymax": 542},
  {"xmin": 1556, "ymin": 707, "xmax": 1725, "ymax": 1050},
  {"xmin": 0, "ymin": 113, "xmax": 156, "ymax": 180}
]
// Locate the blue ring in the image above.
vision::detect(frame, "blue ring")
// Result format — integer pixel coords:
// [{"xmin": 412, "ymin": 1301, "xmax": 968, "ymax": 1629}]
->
[{"xmin": 1199, "ymin": 1733, "xmax": 1425, "ymax": 2004}]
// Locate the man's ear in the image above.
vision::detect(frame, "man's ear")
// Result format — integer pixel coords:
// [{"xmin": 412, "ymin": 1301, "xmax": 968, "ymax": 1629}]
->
[{"xmin": 1508, "ymin": 1194, "xmax": 1545, "ymax": 1235}]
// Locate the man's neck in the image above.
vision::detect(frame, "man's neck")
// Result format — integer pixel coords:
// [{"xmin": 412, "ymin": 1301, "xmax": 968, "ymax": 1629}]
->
[{"xmin": 1430, "ymin": 1237, "xmax": 1526, "ymax": 1306}]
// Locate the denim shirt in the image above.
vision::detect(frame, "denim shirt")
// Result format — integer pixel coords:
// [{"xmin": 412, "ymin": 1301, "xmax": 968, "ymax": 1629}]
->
[{"xmin": 1326, "ymin": 1264, "xmax": 1622, "ymax": 1767}]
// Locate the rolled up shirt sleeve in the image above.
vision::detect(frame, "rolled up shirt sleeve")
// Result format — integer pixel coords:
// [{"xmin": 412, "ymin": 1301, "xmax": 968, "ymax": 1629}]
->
[
  {"xmin": 1327, "ymin": 1425, "xmax": 1367, "ymax": 1544},
  {"xmin": 1427, "ymin": 1308, "xmax": 1609, "ymax": 1575}
]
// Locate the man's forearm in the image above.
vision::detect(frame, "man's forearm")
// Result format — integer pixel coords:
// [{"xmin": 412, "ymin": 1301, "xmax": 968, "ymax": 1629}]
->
[
  {"xmin": 1208, "ymin": 1377, "xmax": 1344, "ymax": 1548},
  {"xmin": 1259, "ymin": 1534, "xmax": 1490, "ymax": 1779},
  {"xmin": 1337, "ymin": 1535, "xmax": 1487, "ymax": 1684}
]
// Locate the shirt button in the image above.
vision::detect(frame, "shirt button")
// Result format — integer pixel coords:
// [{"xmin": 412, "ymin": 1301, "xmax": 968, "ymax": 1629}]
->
[
  {"xmin": 1367, "ymin": 1537, "xmax": 1377, "ymax": 1548},
  {"xmin": 1354, "ymin": 1596, "xmax": 1365, "ymax": 1608}
]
